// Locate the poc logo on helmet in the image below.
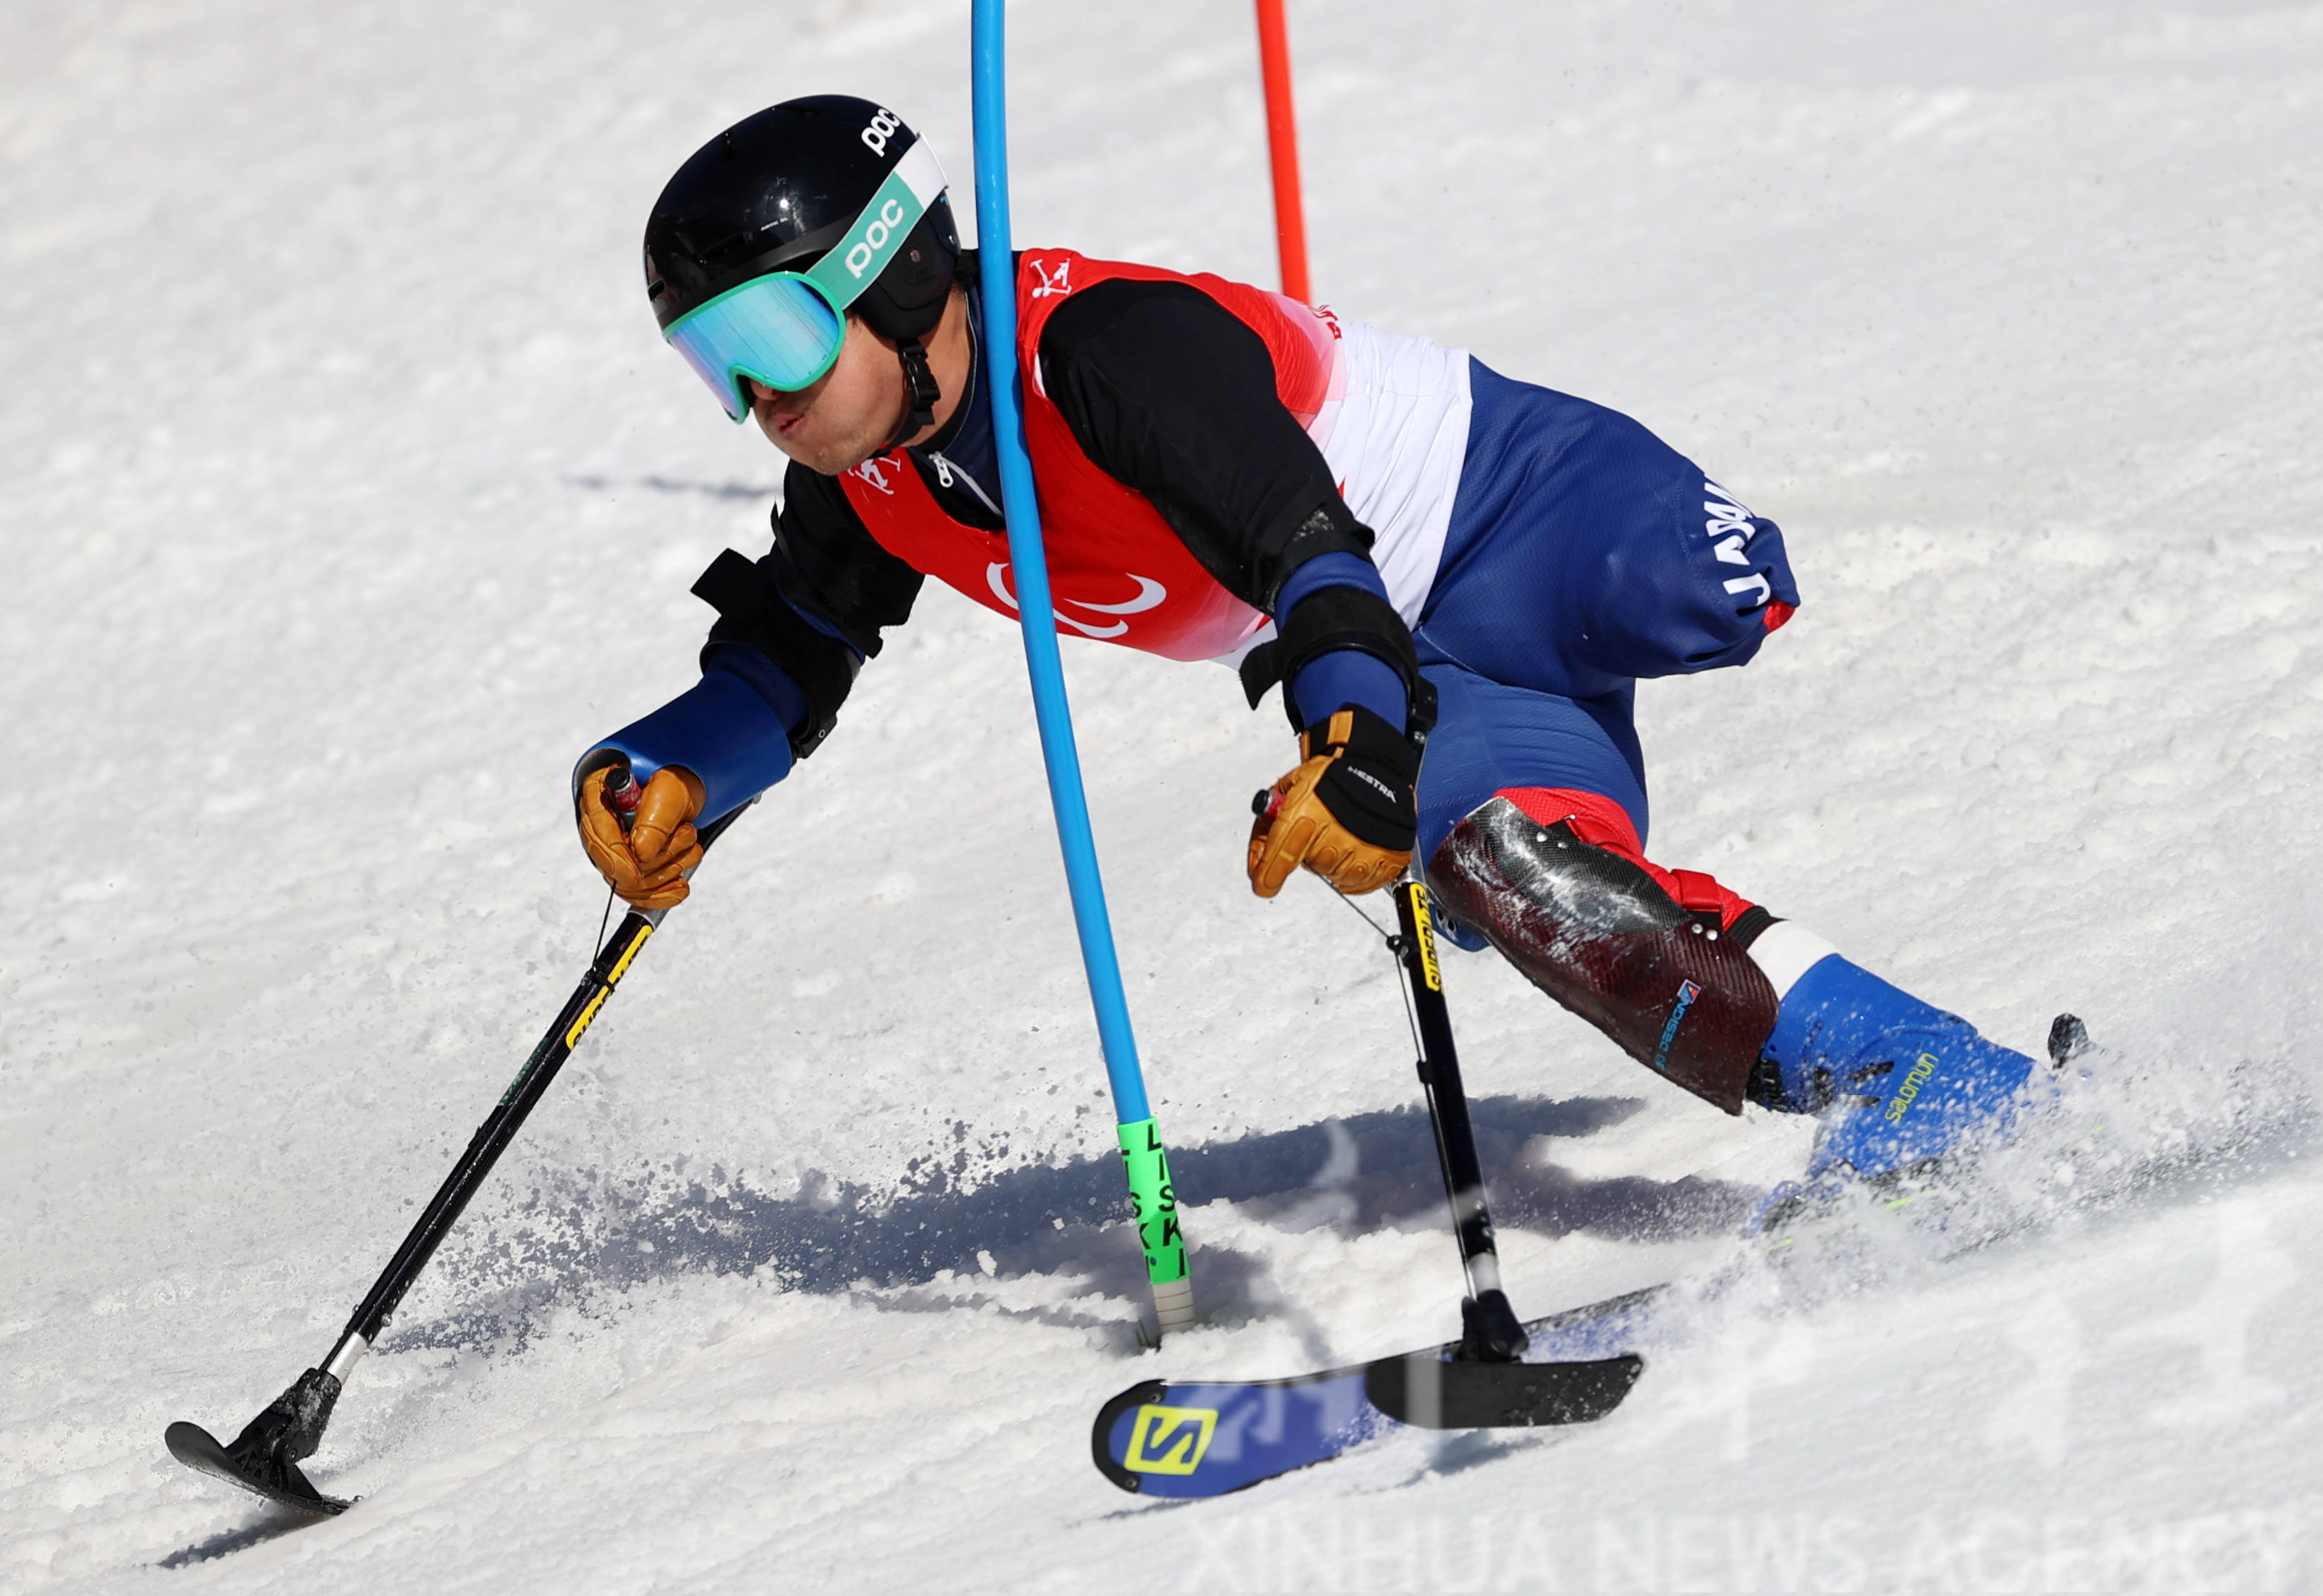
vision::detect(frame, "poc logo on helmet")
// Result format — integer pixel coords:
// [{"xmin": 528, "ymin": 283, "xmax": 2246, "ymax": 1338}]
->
[
  {"xmin": 860, "ymin": 106, "xmax": 903, "ymax": 155},
  {"xmin": 845, "ymin": 198, "xmax": 909, "ymax": 280}
]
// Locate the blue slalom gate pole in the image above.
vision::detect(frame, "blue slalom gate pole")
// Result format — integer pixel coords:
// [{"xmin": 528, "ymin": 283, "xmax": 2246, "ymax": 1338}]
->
[{"xmin": 971, "ymin": 0, "xmax": 1193, "ymax": 1337}]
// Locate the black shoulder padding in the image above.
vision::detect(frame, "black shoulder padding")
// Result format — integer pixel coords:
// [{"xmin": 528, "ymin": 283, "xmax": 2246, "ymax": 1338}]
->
[
  {"xmin": 1238, "ymin": 581, "xmax": 1436, "ymax": 735},
  {"xmin": 691, "ymin": 548, "xmax": 860, "ymax": 758}
]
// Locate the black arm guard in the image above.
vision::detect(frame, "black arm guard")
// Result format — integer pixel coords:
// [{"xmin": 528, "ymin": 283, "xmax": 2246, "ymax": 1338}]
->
[
  {"xmin": 1238, "ymin": 581, "xmax": 1438, "ymax": 736},
  {"xmin": 691, "ymin": 548, "xmax": 860, "ymax": 758}
]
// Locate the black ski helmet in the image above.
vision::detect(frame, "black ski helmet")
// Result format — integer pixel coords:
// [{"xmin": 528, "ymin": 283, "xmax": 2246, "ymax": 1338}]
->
[{"xmin": 643, "ymin": 97, "xmax": 959, "ymax": 432}]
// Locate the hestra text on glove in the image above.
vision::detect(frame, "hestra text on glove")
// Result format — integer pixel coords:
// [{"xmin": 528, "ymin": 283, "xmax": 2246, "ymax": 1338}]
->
[{"xmin": 1247, "ymin": 705, "xmax": 1419, "ymax": 898}]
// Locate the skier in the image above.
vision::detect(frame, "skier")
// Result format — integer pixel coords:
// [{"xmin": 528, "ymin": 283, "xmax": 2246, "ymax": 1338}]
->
[{"xmin": 579, "ymin": 96, "xmax": 2048, "ymax": 1218}]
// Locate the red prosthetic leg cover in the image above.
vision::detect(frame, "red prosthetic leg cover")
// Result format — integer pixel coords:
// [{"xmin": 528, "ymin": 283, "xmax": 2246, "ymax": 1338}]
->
[{"xmin": 1424, "ymin": 789, "xmax": 1777, "ymax": 1113}]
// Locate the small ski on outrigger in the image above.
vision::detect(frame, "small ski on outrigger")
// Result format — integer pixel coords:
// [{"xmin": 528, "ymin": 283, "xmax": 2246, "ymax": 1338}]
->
[
  {"xmin": 165, "ymin": 775, "xmax": 744, "ymax": 1517},
  {"xmin": 1093, "ymin": 881, "xmax": 1649, "ymax": 1498},
  {"xmin": 1092, "ymin": 1285, "xmax": 1659, "ymax": 1498}
]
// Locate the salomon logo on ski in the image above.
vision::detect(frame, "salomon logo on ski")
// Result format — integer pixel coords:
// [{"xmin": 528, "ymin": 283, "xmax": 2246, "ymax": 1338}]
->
[{"xmin": 1123, "ymin": 1404, "xmax": 1216, "ymax": 1474}]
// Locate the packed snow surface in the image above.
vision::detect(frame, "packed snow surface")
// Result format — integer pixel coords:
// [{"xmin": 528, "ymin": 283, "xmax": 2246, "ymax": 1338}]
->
[{"xmin": 4, "ymin": 0, "xmax": 2322, "ymax": 1590}]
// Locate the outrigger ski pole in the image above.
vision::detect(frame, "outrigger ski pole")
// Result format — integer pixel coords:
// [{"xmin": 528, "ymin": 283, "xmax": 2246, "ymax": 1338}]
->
[
  {"xmin": 1386, "ymin": 880, "xmax": 1532, "ymax": 1363},
  {"xmin": 1362, "ymin": 878, "xmax": 1644, "ymax": 1423},
  {"xmin": 1086, "ymin": 880, "xmax": 1643, "ymax": 1496},
  {"xmin": 165, "ymin": 770, "xmax": 749, "ymax": 1516}
]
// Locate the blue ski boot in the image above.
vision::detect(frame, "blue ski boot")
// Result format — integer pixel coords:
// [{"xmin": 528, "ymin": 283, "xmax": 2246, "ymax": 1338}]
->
[{"xmin": 1743, "ymin": 925, "xmax": 2046, "ymax": 1230}]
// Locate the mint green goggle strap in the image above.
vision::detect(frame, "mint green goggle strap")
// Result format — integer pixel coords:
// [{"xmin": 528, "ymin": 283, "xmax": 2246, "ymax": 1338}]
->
[{"xmin": 800, "ymin": 136, "xmax": 950, "ymax": 314}]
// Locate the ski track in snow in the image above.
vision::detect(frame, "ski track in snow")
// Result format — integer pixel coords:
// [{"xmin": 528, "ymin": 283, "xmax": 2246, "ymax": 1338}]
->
[{"xmin": 4, "ymin": 0, "xmax": 2321, "ymax": 1590}]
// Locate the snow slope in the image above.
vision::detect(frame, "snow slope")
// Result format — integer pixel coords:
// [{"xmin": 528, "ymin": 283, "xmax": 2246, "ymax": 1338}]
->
[{"xmin": 3, "ymin": 0, "xmax": 2320, "ymax": 1589}]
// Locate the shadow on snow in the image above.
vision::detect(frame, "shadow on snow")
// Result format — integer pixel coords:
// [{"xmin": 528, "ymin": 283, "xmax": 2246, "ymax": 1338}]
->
[{"xmin": 397, "ymin": 1092, "xmax": 1758, "ymax": 1354}]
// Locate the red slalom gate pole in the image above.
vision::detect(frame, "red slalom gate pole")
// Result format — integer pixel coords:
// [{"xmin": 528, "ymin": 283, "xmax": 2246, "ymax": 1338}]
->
[{"xmin": 1253, "ymin": 0, "xmax": 1311, "ymax": 302}]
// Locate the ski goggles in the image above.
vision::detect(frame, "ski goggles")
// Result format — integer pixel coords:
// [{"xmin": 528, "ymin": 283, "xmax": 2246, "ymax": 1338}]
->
[{"xmin": 665, "ymin": 138, "xmax": 949, "ymax": 422}]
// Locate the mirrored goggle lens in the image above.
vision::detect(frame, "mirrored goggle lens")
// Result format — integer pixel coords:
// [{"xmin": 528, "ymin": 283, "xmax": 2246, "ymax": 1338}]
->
[{"xmin": 665, "ymin": 274, "xmax": 844, "ymax": 422}]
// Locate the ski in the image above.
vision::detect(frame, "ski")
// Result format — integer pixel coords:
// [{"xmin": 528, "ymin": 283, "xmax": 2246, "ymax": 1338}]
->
[
  {"xmin": 164, "ymin": 1422, "xmax": 350, "ymax": 1518},
  {"xmin": 165, "ymin": 1369, "xmax": 350, "ymax": 1516},
  {"xmin": 1091, "ymin": 1285, "xmax": 1663, "ymax": 1497}
]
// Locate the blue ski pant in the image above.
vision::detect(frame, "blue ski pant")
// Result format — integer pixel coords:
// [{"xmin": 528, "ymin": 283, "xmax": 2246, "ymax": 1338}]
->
[{"xmin": 1410, "ymin": 361, "xmax": 1799, "ymax": 894}]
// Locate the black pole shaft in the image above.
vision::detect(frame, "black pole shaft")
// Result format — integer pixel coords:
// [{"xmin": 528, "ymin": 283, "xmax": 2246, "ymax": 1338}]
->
[
  {"xmin": 1390, "ymin": 879, "xmax": 1528, "ymax": 1361},
  {"xmin": 1391, "ymin": 881, "xmax": 1496, "ymax": 1284},
  {"xmin": 340, "ymin": 908, "xmax": 653, "ymax": 1342},
  {"xmin": 339, "ymin": 806, "xmax": 745, "ymax": 1347}
]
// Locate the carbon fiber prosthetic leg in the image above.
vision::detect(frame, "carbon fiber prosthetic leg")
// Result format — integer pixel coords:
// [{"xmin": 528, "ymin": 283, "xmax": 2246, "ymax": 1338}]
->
[{"xmin": 1425, "ymin": 797, "xmax": 1777, "ymax": 1113}]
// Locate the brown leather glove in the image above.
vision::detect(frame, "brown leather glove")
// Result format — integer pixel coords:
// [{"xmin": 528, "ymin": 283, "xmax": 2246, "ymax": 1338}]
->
[
  {"xmin": 1247, "ymin": 705, "xmax": 1418, "ymax": 898},
  {"xmin": 577, "ymin": 766, "xmax": 705, "ymax": 909}
]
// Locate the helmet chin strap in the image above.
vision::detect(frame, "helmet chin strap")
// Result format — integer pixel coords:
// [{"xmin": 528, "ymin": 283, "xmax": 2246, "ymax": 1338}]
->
[{"xmin": 887, "ymin": 338, "xmax": 942, "ymax": 450}]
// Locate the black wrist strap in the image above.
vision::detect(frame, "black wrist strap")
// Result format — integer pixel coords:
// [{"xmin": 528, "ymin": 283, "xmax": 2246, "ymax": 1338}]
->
[{"xmin": 1239, "ymin": 582, "xmax": 1437, "ymax": 736}]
